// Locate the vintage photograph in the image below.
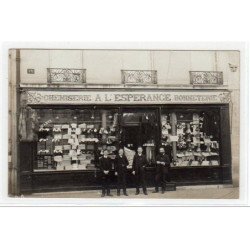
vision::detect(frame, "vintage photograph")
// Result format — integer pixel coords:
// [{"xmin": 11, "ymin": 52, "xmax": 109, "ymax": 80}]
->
[{"xmin": 8, "ymin": 48, "xmax": 240, "ymax": 199}]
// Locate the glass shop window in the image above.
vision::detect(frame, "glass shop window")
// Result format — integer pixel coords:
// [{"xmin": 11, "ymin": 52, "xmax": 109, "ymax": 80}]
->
[
  {"xmin": 34, "ymin": 108, "xmax": 119, "ymax": 171},
  {"xmin": 161, "ymin": 109, "xmax": 220, "ymax": 167}
]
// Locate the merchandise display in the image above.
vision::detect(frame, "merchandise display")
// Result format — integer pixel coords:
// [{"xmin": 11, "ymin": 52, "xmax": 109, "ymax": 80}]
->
[
  {"xmin": 35, "ymin": 109, "xmax": 119, "ymax": 171},
  {"xmin": 34, "ymin": 107, "xmax": 221, "ymax": 171},
  {"xmin": 161, "ymin": 110, "xmax": 220, "ymax": 167}
]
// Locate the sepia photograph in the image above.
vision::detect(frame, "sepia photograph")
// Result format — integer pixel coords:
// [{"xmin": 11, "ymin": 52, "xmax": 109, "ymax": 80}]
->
[
  {"xmin": 7, "ymin": 47, "xmax": 241, "ymax": 201},
  {"xmin": 2, "ymin": 1, "xmax": 250, "ymax": 250}
]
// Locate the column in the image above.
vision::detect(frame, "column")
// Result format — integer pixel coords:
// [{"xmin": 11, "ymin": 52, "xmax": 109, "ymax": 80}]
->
[
  {"xmin": 171, "ymin": 112, "xmax": 177, "ymax": 162},
  {"xmin": 101, "ymin": 110, "xmax": 107, "ymax": 129},
  {"xmin": 9, "ymin": 49, "xmax": 21, "ymax": 196}
]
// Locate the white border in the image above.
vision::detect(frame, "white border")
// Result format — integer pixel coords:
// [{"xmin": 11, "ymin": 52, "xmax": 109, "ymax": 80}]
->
[{"xmin": 0, "ymin": 42, "xmax": 248, "ymax": 206}]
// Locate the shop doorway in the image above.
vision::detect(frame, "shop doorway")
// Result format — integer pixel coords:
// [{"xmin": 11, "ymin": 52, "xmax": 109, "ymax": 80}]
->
[
  {"xmin": 122, "ymin": 126, "xmax": 141, "ymax": 150},
  {"xmin": 121, "ymin": 108, "xmax": 158, "ymax": 164}
]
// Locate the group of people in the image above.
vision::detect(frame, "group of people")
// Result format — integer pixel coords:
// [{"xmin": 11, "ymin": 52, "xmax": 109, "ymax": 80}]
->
[{"xmin": 99, "ymin": 146, "xmax": 170, "ymax": 197}]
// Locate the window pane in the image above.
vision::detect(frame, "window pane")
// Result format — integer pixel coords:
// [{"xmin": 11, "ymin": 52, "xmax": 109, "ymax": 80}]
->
[
  {"xmin": 161, "ymin": 108, "xmax": 220, "ymax": 167},
  {"xmin": 35, "ymin": 108, "xmax": 119, "ymax": 171}
]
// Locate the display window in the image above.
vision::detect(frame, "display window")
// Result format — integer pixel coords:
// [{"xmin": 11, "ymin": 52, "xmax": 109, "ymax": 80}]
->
[
  {"xmin": 34, "ymin": 108, "xmax": 119, "ymax": 171},
  {"xmin": 161, "ymin": 108, "xmax": 221, "ymax": 167},
  {"xmin": 31, "ymin": 106, "xmax": 222, "ymax": 171}
]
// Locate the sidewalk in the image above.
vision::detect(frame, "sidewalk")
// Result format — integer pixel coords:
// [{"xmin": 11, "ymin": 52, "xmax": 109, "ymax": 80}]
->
[{"xmin": 24, "ymin": 185, "xmax": 239, "ymax": 199}]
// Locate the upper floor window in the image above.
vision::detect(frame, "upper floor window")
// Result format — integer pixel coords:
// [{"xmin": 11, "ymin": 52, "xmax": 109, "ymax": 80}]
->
[
  {"xmin": 47, "ymin": 68, "xmax": 86, "ymax": 84},
  {"xmin": 121, "ymin": 70, "xmax": 157, "ymax": 84},
  {"xmin": 190, "ymin": 71, "xmax": 223, "ymax": 85}
]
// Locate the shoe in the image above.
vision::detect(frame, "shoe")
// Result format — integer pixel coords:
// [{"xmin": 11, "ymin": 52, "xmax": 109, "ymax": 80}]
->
[
  {"xmin": 107, "ymin": 193, "xmax": 113, "ymax": 197},
  {"xmin": 161, "ymin": 190, "xmax": 165, "ymax": 194},
  {"xmin": 117, "ymin": 192, "xmax": 120, "ymax": 196},
  {"xmin": 152, "ymin": 190, "xmax": 159, "ymax": 193},
  {"xmin": 135, "ymin": 191, "xmax": 140, "ymax": 195},
  {"xmin": 124, "ymin": 193, "xmax": 129, "ymax": 196},
  {"xmin": 101, "ymin": 193, "xmax": 105, "ymax": 197},
  {"xmin": 144, "ymin": 192, "xmax": 148, "ymax": 195}
]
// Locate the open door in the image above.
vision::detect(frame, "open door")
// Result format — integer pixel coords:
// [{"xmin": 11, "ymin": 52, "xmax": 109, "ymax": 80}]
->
[{"xmin": 121, "ymin": 108, "xmax": 158, "ymax": 164}]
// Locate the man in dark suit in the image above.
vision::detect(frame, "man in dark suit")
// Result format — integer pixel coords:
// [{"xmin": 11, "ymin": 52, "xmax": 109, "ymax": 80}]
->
[
  {"xmin": 99, "ymin": 149, "xmax": 113, "ymax": 197},
  {"xmin": 153, "ymin": 147, "xmax": 170, "ymax": 194},
  {"xmin": 115, "ymin": 148, "xmax": 129, "ymax": 196},
  {"xmin": 132, "ymin": 146, "xmax": 148, "ymax": 195}
]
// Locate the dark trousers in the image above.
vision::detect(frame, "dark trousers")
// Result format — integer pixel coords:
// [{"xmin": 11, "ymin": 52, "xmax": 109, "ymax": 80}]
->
[
  {"xmin": 117, "ymin": 172, "xmax": 127, "ymax": 194},
  {"xmin": 135, "ymin": 168, "xmax": 147, "ymax": 193},
  {"xmin": 155, "ymin": 165, "xmax": 170, "ymax": 191},
  {"xmin": 102, "ymin": 174, "xmax": 112, "ymax": 194}
]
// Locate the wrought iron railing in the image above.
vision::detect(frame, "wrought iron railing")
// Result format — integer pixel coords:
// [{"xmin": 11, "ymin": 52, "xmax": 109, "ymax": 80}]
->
[
  {"xmin": 190, "ymin": 71, "xmax": 223, "ymax": 85},
  {"xmin": 47, "ymin": 68, "xmax": 86, "ymax": 84},
  {"xmin": 121, "ymin": 70, "xmax": 157, "ymax": 84}
]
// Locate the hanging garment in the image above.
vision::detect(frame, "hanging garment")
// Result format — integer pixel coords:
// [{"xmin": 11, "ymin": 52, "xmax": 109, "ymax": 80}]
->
[
  {"xmin": 19, "ymin": 108, "xmax": 27, "ymax": 140},
  {"xmin": 112, "ymin": 113, "xmax": 118, "ymax": 127},
  {"xmin": 27, "ymin": 108, "xmax": 38, "ymax": 141}
]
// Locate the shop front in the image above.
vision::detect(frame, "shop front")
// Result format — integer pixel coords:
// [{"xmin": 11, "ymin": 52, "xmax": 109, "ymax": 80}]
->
[{"xmin": 19, "ymin": 89, "xmax": 232, "ymax": 193}]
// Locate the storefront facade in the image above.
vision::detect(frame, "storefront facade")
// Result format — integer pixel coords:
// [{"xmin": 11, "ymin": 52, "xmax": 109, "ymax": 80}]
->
[{"xmin": 8, "ymin": 49, "xmax": 240, "ymax": 195}]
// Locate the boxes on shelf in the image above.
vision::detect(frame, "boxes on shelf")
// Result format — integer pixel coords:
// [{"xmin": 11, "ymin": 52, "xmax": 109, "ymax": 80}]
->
[
  {"xmin": 78, "ymin": 164, "xmax": 87, "ymax": 170},
  {"xmin": 70, "ymin": 123, "xmax": 77, "ymax": 129},
  {"xmin": 37, "ymin": 160, "xmax": 44, "ymax": 168},
  {"xmin": 56, "ymin": 165, "xmax": 64, "ymax": 171},
  {"xmin": 72, "ymin": 163, "xmax": 78, "ymax": 170},
  {"xmin": 86, "ymin": 144, "xmax": 95, "ymax": 150},
  {"xmin": 65, "ymin": 165, "xmax": 73, "ymax": 171},
  {"xmin": 78, "ymin": 155, "xmax": 86, "ymax": 161},
  {"xmin": 54, "ymin": 134, "xmax": 62, "ymax": 140},
  {"xmin": 53, "ymin": 126, "xmax": 62, "ymax": 130},
  {"xmin": 63, "ymin": 154, "xmax": 71, "ymax": 160},
  {"xmin": 78, "ymin": 123, "xmax": 87, "ymax": 129},
  {"xmin": 201, "ymin": 161, "xmax": 210, "ymax": 166},
  {"xmin": 202, "ymin": 152, "xmax": 210, "ymax": 157},
  {"xmin": 180, "ymin": 161, "xmax": 190, "ymax": 166},
  {"xmin": 190, "ymin": 161, "xmax": 199, "ymax": 166},
  {"xmin": 80, "ymin": 159, "xmax": 91, "ymax": 165},
  {"xmin": 86, "ymin": 164, "xmax": 96, "ymax": 170},
  {"xmin": 78, "ymin": 144, "xmax": 86, "ymax": 150},
  {"xmin": 75, "ymin": 128, "xmax": 81, "ymax": 135},
  {"xmin": 63, "ymin": 145, "xmax": 71, "ymax": 150},
  {"xmin": 85, "ymin": 154, "xmax": 94, "ymax": 160},
  {"xmin": 87, "ymin": 124, "xmax": 94, "ymax": 129},
  {"xmin": 61, "ymin": 124, "xmax": 70, "ymax": 129},
  {"xmin": 62, "ymin": 159, "xmax": 71, "ymax": 166},
  {"xmin": 211, "ymin": 160, "xmax": 219, "ymax": 166},
  {"xmin": 55, "ymin": 145, "xmax": 63, "ymax": 150},
  {"xmin": 62, "ymin": 134, "xmax": 71, "ymax": 139},
  {"xmin": 54, "ymin": 155, "xmax": 63, "ymax": 162},
  {"xmin": 78, "ymin": 135, "xmax": 86, "ymax": 141}
]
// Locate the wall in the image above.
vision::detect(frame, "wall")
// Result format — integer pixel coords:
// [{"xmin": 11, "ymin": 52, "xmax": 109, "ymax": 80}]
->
[{"xmin": 20, "ymin": 49, "xmax": 238, "ymax": 87}]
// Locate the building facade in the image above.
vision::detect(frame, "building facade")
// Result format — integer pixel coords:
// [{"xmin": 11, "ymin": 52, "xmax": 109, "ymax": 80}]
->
[{"xmin": 8, "ymin": 49, "xmax": 240, "ymax": 195}]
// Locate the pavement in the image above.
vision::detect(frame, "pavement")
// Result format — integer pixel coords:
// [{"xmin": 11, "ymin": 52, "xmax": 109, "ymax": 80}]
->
[{"xmin": 24, "ymin": 185, "xmax": 239, "ymax": 199}]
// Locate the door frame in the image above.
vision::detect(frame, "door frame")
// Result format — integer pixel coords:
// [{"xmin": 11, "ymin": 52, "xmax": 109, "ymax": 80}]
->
[{"xmin": 119, "ymin": 106, "xmax": 161, "ymax": 154}]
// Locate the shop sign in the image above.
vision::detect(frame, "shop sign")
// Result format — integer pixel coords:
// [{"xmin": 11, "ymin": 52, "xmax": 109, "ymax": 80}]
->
[{"xmin": 26, "ymin": 90, "xmax": 231, "ymax": 105}]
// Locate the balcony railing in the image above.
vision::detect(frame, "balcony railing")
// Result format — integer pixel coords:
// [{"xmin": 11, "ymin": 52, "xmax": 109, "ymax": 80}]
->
[
  {"xmin": 47, "ymin": 68, "xmax": 86, "ymax": 84},
  {"xmin": 122, "ymin": 70, "xmax": 157, "ymax": 84},
  {"xmin": 190, "ymin": 71, "xmax": 223, "ymax": 85}
]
